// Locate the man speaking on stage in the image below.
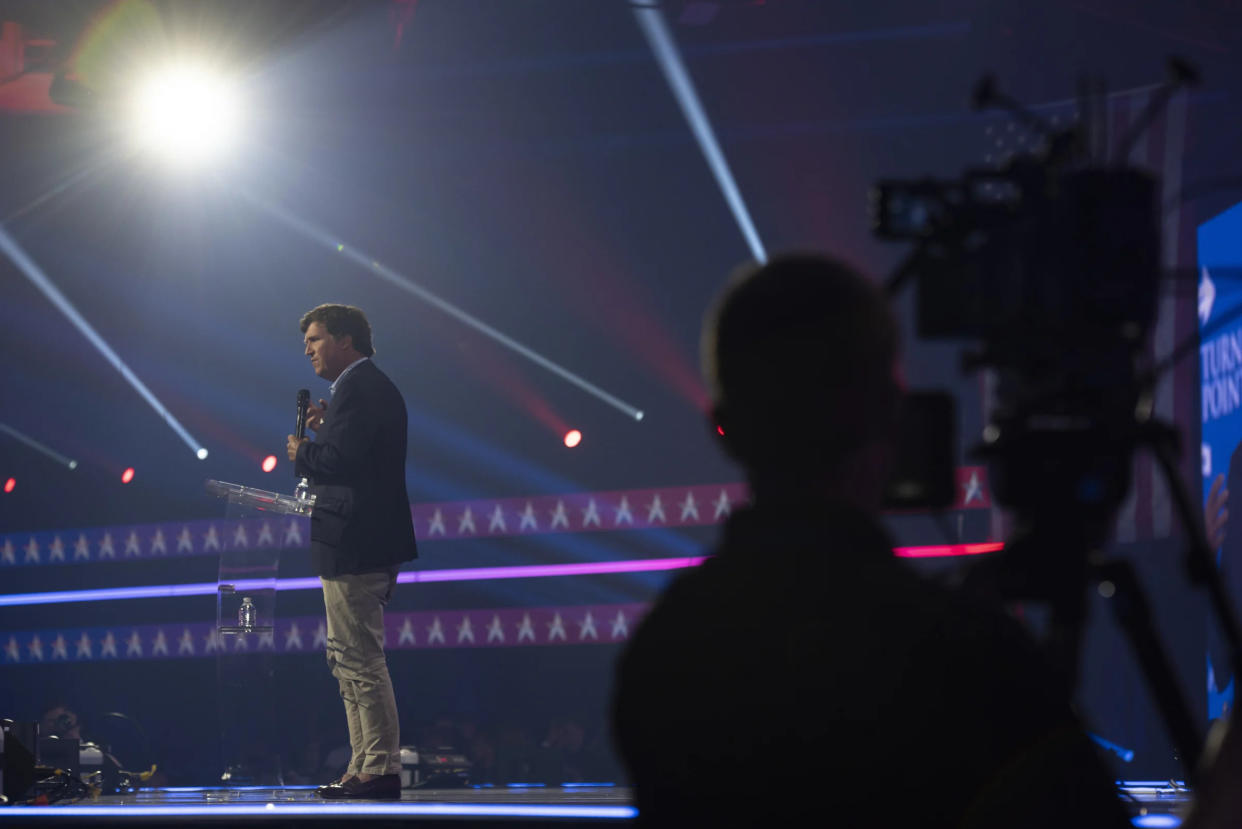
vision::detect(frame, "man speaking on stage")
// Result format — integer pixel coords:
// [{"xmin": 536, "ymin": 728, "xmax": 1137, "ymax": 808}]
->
[{"xmin": 286, "ymin": 303, "xmax": 418, "ymax": 800}]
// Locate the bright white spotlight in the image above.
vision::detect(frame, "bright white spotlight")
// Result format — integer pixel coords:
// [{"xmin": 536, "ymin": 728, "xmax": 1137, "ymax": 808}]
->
[
  {"xmin": 197, "ymin": 448, "xmax": 209, "ymax": 460},
  {"xmin": 130, "ymin": 64, "xmax": 241, "ymax": 166}
]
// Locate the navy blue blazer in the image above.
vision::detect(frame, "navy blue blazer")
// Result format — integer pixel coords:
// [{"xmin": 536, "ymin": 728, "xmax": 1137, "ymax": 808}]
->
[{"xmin": 294, "ymin": 359, "xmax": 418, "ymax": 576}]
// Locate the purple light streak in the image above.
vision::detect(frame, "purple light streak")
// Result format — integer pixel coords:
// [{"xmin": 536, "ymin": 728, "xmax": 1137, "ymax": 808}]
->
[
  {"xmin": 0, "ymin": 543, "xmax": 1005, "ymax": 608},
  {"xmin": 0, "ymin": 557, "xmax": 709, "ymax": 607}
]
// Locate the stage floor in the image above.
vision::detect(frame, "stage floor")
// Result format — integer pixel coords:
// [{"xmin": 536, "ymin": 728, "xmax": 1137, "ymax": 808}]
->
[{"xmin": 0, "ymin": 782, "xmax": 1192, "ymax": 827}]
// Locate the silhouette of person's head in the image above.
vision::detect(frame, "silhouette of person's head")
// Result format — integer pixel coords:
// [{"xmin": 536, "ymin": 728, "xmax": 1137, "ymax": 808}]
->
[
  {"xmin": 40, "ymin": 703, "xmax": 81, "ymax": 740},
  {"xmin": 703, "ymin": 253, "xmax": 902, "ymax": 508}
]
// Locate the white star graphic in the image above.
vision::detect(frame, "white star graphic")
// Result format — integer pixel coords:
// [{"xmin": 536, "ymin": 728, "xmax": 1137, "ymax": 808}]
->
[
  {"xmin": 203, "ymin": 630, "xmax": 221, "ymax": 654},
  {"xmin": 24, "ymin": 537, "xmax": 40, "ymax": 563},
  {"xmin": 233, "ymin": 524, "xmax": 249, "ymax": 549},
  {"xmin": 457, "ymin": 616, "xmax": 476, "ymax": 644},
  {"xmin": 428, "ymin": 509, "xmax": 446, "ymax": 536},
  {"xmin": 203, "ymin": 526, "xmax": 220, "ymax": 552},
  {"xmin": 125, "ymin": 531, "xmax": 141, "ymax": 556},
  {"xmin": 487, "ymin": 615, "xmax": 505, "ymax": 643},
  {"xmin": 577, "ymin": 612, "xmax": 598, "ymax": 641},
  {"xmin": 74, "ymin": 534, "xmax": 91, "ymax": 560},
  {"xmin": 256, "ymin": 523, "xmax": 275, "ymax": 547},
  {"xmin": 152, "ymin": 630, "xmax": 169, "ymax": 656},
  {"xmin": 178, "ymin": 629, "xmax": 195, "ymax": 655},
  {"xmin": 51, "ymin": 634, "xmax": 68, "ymax": 659},
  {"xmin": 488, "ymin": 505, "xmax": 507, "ymax": 533},
  {"xmin": 127, "ymin": 631, "xmax": 144, "ymax": 657},
  {"xmin": 519, "ymin": 502, "xmax": 538, "ymax": 531},
  {"xmin": 713, "ymin": 490, "xmax": 731, "ymax": 519},
  {"xmin": 517, "ymin": 613, "xmax": 536, "ymax": 643},
  {"xmin": 963, "ymin": 471, "xmax": 983, "ymax": 504},
  {"xmin": 4, "ymin": 636, "xmax": 20, "ymax": 662},
  {"xmin": 100, "ymin": 632, "xmax": 118, "ymax": 657},
  {"xmin": 285, "ymin": 623, "xmax": 304, "ymax": 651},
  {"xmin": 457, "ymin": 508, "xmax": 477, "ymax": 535},
  {"xmin": 177, "ymin": 527, "xmax": 194, "ymax": 553},
  {"xmin": 679, "ymin": 492, "xmax": 700, "ymax": 522},
  {"xmin": 99, "ymin": 532, "xmax": 115, "ymax": 558},
  {"xmin": 233, "ymin": 635, "xmax": 249, "ymax": 652},
  {"xmin": 398, "ymin": 618, "xmax": 416, "ymax": 646},
  {"xmin": 614, "ymin": 497, "xmax": 633, "ymax": 526},
  {"xmin": 49, "ymin": 536, "xmax": 66, "ymax": 562},
  {"xmin": 284, "ymin": 520, "xmax": 303, "ymax": 547},
  {"xmin": 28, "ymin": 635, "xmax": 44, "ymax": 661},
  {"xmin": 77, "ymin": 632, "xmax": 93, "ymax": 659},
  {"xmin": 611, "ymin": 611, "xmax": 629, "ymax": 639},
  {"xmin": 258, "ymin": 631, "xmax": 275, "ymax": 650},
  {"xmin": 313, "ymin": 622, "xmax": 327, "ymax": 649},
  {"xmin": 550, "ymin": 500, "xmax": 569, "ymax": 529},
  {"xmin": 646, "ymin": 495, "xmax": 666, "ymax": 524},
  {"xmin": 581, "ymin": 499, "xmax": 601, "ymax": 528},
  {"xmin": 547, "ymin": 613, "xmax": 567, "ymax": 642},
  {"xmin": 150, "ymin": 529, "xmax": 167, "ymax": 555},
  {"xmin": 2, "ymin": 539, "xmax": 15, "ymax": 565},
  {"xmin": 427, "ymin": 617, "xmax": 446, "ymax": 644}
]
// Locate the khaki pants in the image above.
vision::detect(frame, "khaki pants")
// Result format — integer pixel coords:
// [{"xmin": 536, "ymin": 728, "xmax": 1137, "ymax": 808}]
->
[{"xmin": 320, "ymin": 566, "xmax": 401, "ymax": 776}]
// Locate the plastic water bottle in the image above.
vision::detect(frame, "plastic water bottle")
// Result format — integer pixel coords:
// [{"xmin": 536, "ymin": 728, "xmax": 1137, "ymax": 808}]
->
[{"xmin": 238, "ymin": 597, "xmax": 256, "ymax": 630}]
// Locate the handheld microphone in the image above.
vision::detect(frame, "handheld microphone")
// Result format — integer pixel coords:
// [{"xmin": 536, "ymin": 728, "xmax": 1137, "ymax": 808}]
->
[{"xmin": 295, "ymin": 389, "xmax": 310, "ymax": 439}]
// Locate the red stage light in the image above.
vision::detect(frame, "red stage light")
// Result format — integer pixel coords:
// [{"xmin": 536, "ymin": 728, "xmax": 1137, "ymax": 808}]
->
[
  {"xmin": 716, "ymin": 425, "xmax": 725, "ymax": 436},
  {"xmin": 3, "ymin": 478, "xmax": 14, "ymax": 493},
  {"xmin": 564, "ymin": 429, "xmax": 582, "ymax": 448},
  {"xmin": 262, "ymin": 455, "xmax": 278, "ymax": 473},
  {"xmin": 121, "ymin": 467, "xmax": 135, "ymax": 484}
]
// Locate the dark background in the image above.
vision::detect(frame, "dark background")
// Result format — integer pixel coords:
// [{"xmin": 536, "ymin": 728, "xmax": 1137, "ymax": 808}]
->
[{"xmin": 2, "ymin": 0, "xmax": 1242, "ymax": 784}]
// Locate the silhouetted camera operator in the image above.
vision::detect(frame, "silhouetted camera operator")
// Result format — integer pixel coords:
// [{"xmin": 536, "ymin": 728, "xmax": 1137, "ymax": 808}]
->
[{"xmin": 610, "ymin": 253, "xmax": 1129, "ymax": 827}]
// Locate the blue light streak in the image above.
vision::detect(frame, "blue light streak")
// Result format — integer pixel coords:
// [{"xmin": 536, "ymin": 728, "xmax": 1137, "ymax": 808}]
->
[
  {"xmin": 0, "ymin": 225, "xmax": 208, "ymax": 459},
  {"xmin": 240, "ymin": 192, "xmax": 645, "ymax": 422},
  {"xmin": 1089, "ymin": 732, "xmax": 1135, "ymax": 763},
  {"xmin": 632, "ymin": 1, "xmax": 766, "ymax": 264},
  {"xmin": 0, "ymin": 421, "xmax": 78, "ymax": 469},
  {"xmin": 9, "ymin": 803, "xmax": 637, "ymax": 818},
  {"xmin": 1131, "ymin": 816, "xmax": 1181, "ymax": 828}
]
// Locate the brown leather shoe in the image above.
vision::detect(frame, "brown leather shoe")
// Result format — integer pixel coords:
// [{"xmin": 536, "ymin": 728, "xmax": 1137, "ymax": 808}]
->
[
  {"xmin": 315, "ymin": 776, "xmax": 356, "ymax": 797},
  {"xmin": 318, "ymin": 773, "xmax": 401, "ymax": 800}
]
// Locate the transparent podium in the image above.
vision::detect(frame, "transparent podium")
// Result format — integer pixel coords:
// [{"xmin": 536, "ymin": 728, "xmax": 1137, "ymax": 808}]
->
[{"xmin": 204, "ymin": 479, "xmax": 314, "ymax": 786}]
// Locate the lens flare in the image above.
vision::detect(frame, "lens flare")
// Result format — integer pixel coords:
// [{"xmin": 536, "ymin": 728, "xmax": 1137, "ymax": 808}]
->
[
  {"xmin": 563, "ymin": 430, "xmax": 583, "ymax": 448},
  {"xmin": 262, "ymin": 455, "xmax": 278, "ymax": 473}
]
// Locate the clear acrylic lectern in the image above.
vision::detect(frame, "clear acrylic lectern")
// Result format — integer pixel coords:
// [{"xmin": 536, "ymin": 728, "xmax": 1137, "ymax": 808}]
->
[{"xmin": 204, "ymin": 479, "xmax": 314, "ymax": 785}]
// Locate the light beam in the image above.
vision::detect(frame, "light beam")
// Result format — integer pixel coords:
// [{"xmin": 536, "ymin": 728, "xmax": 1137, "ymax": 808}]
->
[
  {"xmin": 0, "ymin": 421, "xmax": 78, "ymax": 470},
  {"xmin": 242, "ymin": 193, "xmax": 645, "ymax": 421},
  {"xmin": 0, "ymin": 226, "xmax": 208, "ymax": 458},
  {"xmin": 632, "ymin": 1, "xmax": 767, "ymax": 263}
]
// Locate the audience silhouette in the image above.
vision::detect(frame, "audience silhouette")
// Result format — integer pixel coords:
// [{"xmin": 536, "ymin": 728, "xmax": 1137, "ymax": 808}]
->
[{"xmin": 611, "ymin": 254, "xmax": 1130, "ymax": 827}]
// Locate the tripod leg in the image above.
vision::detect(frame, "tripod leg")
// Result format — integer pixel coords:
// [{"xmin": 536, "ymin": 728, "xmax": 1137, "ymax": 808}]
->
[{"xmin": 1093, "ymin": 558, "xmax": 1203, "ymax": 778}]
